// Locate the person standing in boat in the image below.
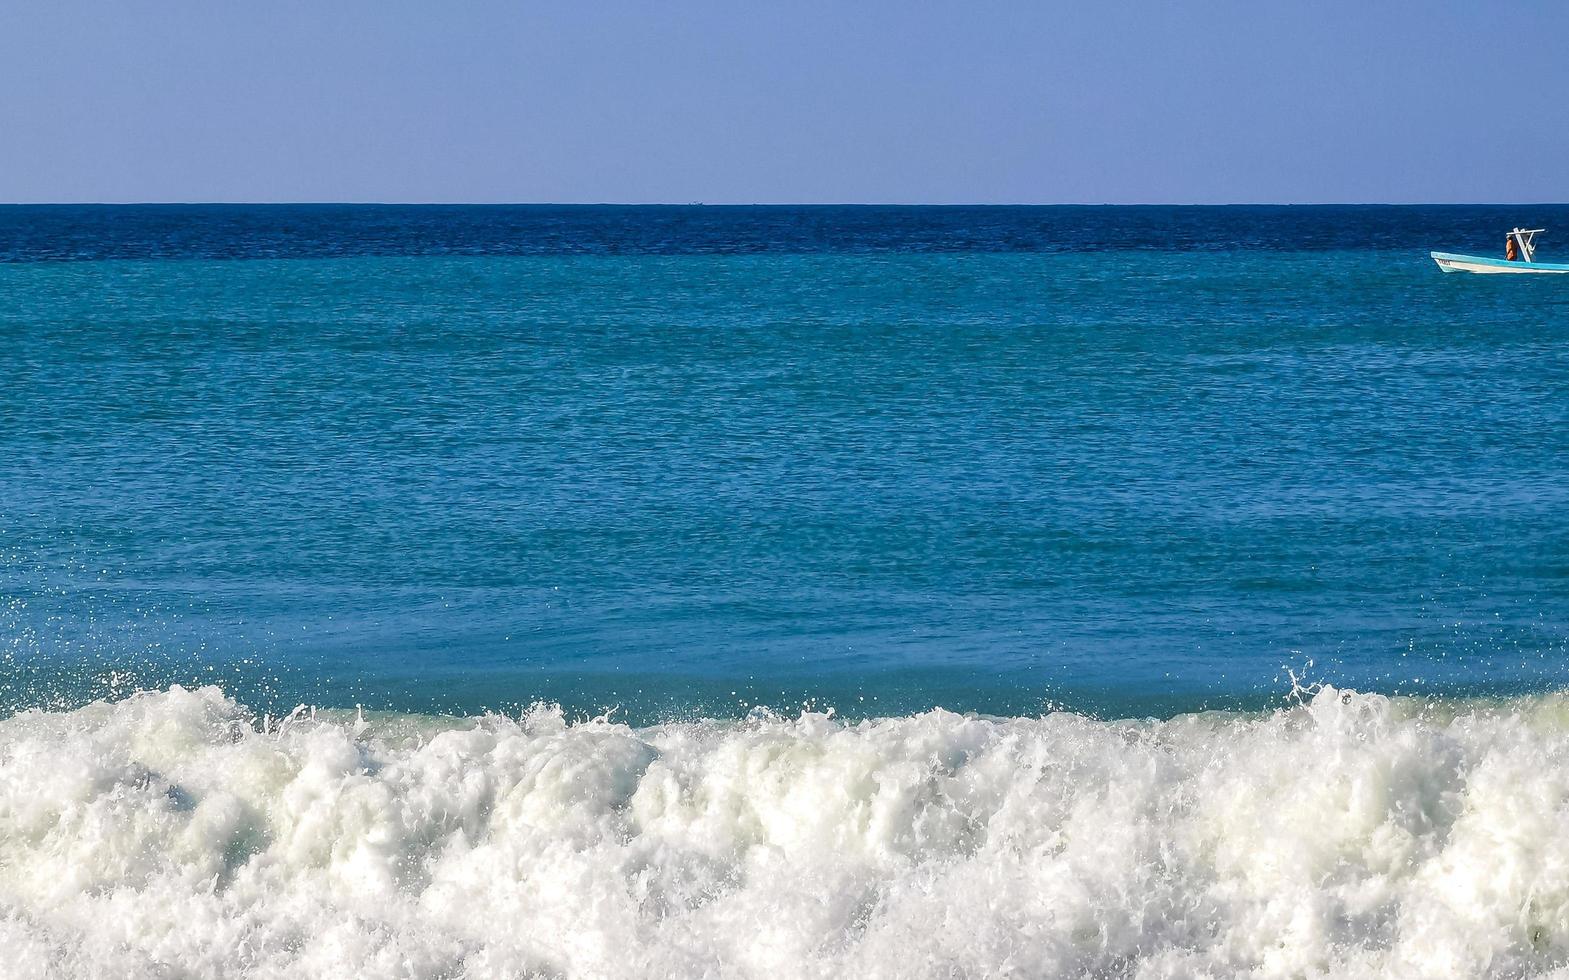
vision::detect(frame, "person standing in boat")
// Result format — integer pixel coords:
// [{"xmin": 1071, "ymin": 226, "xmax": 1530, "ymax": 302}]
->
[{"xmin": 1507, "ymin": 235, "xmax": 1519, "ymax": 262}]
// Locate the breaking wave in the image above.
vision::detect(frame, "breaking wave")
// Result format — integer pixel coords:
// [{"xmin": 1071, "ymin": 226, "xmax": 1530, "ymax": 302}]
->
[{"xmin": 6, "ymin": 685, "xmax": 1569, "ymax": 978}]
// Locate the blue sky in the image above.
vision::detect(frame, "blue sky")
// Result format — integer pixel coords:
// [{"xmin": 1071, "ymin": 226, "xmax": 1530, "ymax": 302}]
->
[{"xmin": 4, "ymin": 0, "xmax": 1565, "ymax": 203}]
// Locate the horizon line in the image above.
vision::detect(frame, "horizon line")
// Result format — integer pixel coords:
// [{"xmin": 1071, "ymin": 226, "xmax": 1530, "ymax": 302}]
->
[{"xmin": 3, "ymin": 201, "xmax": 1569, "ymax": 209}]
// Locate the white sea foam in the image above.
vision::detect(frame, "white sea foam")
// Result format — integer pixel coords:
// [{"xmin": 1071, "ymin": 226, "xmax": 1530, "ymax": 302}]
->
[{"xmin": 4, "ymin": 686, "xmax": 1569, "ymax": 978}]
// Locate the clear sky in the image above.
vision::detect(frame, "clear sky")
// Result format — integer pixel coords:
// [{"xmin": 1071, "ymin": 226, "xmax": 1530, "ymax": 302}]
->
[{"xmin": 4, "ymin": 0, "xmax": 1566, "ymax": 204}]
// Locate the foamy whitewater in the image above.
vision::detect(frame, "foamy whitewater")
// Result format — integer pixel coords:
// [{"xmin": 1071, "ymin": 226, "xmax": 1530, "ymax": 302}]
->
[{"xmin": 4, "ymin": 687, "xmax": 1569, "ymax": 978}]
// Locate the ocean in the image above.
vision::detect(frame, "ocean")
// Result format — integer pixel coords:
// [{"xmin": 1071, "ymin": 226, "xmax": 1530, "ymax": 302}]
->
[{"xmin": 4, "ymin": 204, "xmax": 1569, "ymax": 977}]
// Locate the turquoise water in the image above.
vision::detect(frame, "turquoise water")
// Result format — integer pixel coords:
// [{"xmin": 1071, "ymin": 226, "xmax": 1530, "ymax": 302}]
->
[
  {"xmin": 6, "ymin": 208, "xmax": 1569, "ymax": 721},
  {"xmin": 13, "ymin": 207, "xmax": 1569, "ymax": 978}
]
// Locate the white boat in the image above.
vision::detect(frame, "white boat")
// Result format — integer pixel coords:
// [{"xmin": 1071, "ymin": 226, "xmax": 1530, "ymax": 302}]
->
[{"xmin": 1432, "ymin": 228, "xmax": 1569, "ymax": 274}]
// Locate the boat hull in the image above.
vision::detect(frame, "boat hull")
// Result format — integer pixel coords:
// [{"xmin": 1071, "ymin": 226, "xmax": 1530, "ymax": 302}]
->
[{"xmin": 1431, "ymin": 251, "xmax": 1569, "ymax": 274}]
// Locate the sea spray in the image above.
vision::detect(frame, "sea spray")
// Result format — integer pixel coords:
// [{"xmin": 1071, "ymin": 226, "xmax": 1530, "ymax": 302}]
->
[{"xmin": 4, "ymin": 685, "xmax": 1569, "ymax": 978}]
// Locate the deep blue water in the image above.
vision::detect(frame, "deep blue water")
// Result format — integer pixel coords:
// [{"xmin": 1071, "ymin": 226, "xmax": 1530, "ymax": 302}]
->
[{"xmin": 4, "ymin": 205, "xmax": 1569, "ymax": 721}]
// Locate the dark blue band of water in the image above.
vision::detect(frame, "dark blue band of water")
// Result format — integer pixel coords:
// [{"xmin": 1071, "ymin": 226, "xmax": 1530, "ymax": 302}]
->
[{"xmin": 3, "ymin": 203, "xmax": 1568, "ymax": 263}]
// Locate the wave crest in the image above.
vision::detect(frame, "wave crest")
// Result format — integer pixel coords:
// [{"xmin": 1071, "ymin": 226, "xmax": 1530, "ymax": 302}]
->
[{"xmin": 4, "ymin": 685, "xmax": 1569, "ymax": 978}]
